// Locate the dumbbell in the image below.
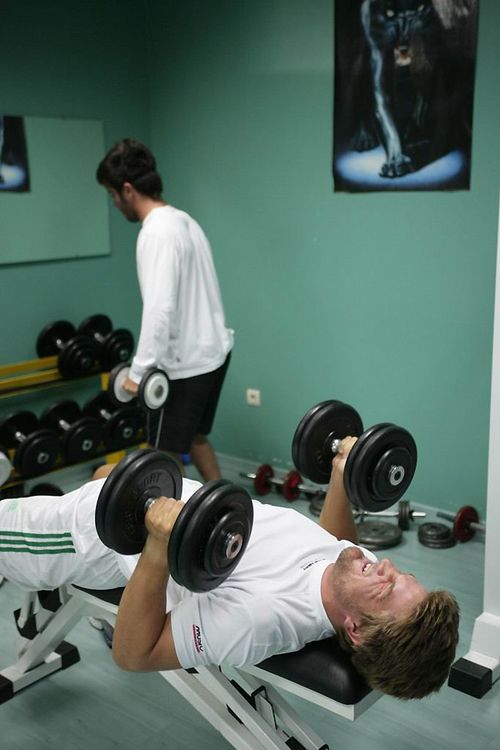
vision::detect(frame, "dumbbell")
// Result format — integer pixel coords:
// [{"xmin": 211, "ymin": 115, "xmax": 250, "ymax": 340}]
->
[
  {"xmin": 40, "ymin": 400, "xmax": 104, "ymax": 463},
  {"xmin": 95, "ymin": 448, "xmax": 253, "ymax": 592},
  {"xmin": 292, "ymin": 400, "xmax": 417, "ymax": 512},
  {"xmin": 436, "ymin": 505, "xmax": 485, "ymax": 542},
  {"xmin": 0, "ymin": 446, "xmax": 13, "ymax": 486},
  {"xmin": 36, "ymin": 320, "xmax": 99, "ymax": 378},
  {"xmin": 108, "ymin": 363, "xmax": 169, "ymax": 411},
  {"xmin": 83, "ymin": 393, "xmax": 144, "ymax": 451},
  {"xmin": 78, "ymin": 314, "xmax": 135, "ymax": 372},
  {"xmin": 0, "ymin": 411, "xmax": 60, "ymax": 477},
  {"xmin": 354, "ymin": 500, "xmax": 426, "ymax": 530},
  {"xmin": 241, "ymin": 465, "xmax": 309, "ymax": 501}
]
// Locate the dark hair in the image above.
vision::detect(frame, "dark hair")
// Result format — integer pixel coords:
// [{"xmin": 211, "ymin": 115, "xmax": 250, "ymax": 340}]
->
[
  {"xmin": 96, "ymin": 138, "xmax": 163, "ymax": 198},
  {"xmin": 339, "ymin": 590, "xmax": 460, "ymax": 700}
]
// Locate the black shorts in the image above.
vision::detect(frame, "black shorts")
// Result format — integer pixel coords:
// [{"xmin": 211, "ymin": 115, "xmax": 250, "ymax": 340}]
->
[{"xmin": 146, "ymin": 353, "xmax": 231, "ymax": 453}]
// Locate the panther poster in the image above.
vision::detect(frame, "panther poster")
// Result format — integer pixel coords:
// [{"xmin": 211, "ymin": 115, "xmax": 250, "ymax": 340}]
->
[
  {"xmin": 333, "ymin": 0, "xmax": 479, "ymax": 192},
  {"xmin": 0, "ymin": 115, "xmax": 30, "ymax": 193}
]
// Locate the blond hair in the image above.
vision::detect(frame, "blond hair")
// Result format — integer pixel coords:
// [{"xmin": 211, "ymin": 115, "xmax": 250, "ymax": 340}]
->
[{"xmin": 341, "ymin": 590, "xmax": 459, "ymax": 699}]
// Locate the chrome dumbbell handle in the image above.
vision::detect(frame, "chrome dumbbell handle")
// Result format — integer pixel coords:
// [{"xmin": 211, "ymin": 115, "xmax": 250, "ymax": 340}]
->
[{"xmin": 354, "ymin": 508, "xmax": 426, "ymax": 520}]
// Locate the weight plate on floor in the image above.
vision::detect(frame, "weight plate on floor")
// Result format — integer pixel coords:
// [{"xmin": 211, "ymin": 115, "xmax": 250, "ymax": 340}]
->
[
  {"xmin": 282, "ymin": 470, "xmax": 302, "ymax": 501},
  {"xmin": 254, "ymin": 464, "xmax": 273, "ymax": 495},
  {"xmin": 453, "ymin": 505, "xmax": 479, "ymax": 543},
  {"xmin": 95, "ymin": 448, "xmax": 183, "ymax": 555},
  {"xmin": 345, "ymin": 423, "xmax": 417, "ymax": 512},
  {"xmin": 357, "ymin": 520, "xmax": 402, "ymax": 550},
  {"xmin": 169, "ymin": 480, "xmax": 253, "ymax": 592},
  {"xmin": 398, "ymin": 499, "xmax": 411, "ymax": 530},
  {"xmin": 292, "ymin": 400, "xmax": 364, "ymax": 485},
  {"xmin": 418, "ymin": 522, "xmax": 456, "ymax": 549}
]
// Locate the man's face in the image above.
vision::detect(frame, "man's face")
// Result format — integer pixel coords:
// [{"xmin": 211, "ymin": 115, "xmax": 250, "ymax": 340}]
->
[
  {"xmin": 333, "ymin": 546, "xmax": 427, "ymax": 621},
  {"xmin": 107, "ymin": 186, "xmax": 139, "ymax": 223}
]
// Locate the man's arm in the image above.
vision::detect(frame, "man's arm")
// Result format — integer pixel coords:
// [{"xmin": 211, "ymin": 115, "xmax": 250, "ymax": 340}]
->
[
  {"xmin": 318, "ymin": 437, "xmax": 359, "ymax": 544},
  {"xmin": 112, "ymin": 497, "xmax": 183, "ymax": 671}
]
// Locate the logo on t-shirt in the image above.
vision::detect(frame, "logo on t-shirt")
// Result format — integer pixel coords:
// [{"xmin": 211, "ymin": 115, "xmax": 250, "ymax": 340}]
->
[
  {"xmin": 192, "ymin": 624, "xmax": 204, "ymax": 653},
  {"xmin": 300, "ymin": 556, "xmax": 326, "ymax": 572}
]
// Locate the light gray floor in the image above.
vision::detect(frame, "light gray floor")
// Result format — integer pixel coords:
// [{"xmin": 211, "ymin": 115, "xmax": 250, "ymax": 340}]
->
[{"xmin": 0, "ymin": 478, "xmax": 498, "ymax": 750}]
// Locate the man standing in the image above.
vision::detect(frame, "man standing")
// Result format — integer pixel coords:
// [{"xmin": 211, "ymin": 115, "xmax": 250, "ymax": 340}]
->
[{"xmin": 97, "ymin": 139, "xmax": 233, "ymax": 480}]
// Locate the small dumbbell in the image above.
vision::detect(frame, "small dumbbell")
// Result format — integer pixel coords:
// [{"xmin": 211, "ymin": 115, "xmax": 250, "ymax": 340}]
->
[
  {"xmin": 78, "ymin": 314, "xmax": 134, "ymax": 372},
  {"xmin": 292, "ymin": 400, "xmax": 417, "ymax": 512},
  {"xmin": 95, "ymin": 447, "xmax": 253, "ymax": 592},
  {"xmin": 36, "ymin": 320, "xmax": 99, "ymax": 378},
  {"xmin": 240, "ymin": 464, "xmax": 312, "ymax": 501},
  {"xmin": 40, "ymin": 400, "xmax": 104, "ymax": 463},
  {"xmin": 354, "ymin": 500, "xmax": 426, "ymax": 530},
  {"xmin": 83, "ymin": 393, "xmax": 144, "ymax": 451},
  {"xmin": 108, "ymin": 362, "xmax": 169, "ymax": 411},
  {"xmin": 436, "ymin": 505, "xmax": 485, "ymax": 542},
  {"xmin": 0, "ymin": 411, "xmax": 60, "ymax": 477}
]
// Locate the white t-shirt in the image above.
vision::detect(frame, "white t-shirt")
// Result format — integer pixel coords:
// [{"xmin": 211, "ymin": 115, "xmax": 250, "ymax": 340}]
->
[
  {"xmin": 0, "ymin": 477, "xmax": 377, "ymax": 669},
  {"xmin": 117, "ymin": 479, "xmax": 378, "ymax": 669},
  {"xmin": 129, "ymin": 205, "xmax": 234, "ymax": 382}
]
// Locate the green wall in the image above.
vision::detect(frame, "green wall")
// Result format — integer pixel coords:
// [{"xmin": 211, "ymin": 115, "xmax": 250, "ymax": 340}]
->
[
  {"xmin": 146, "ymin": 0, "xmax": 500, "ymax": 514},
  {"xmin": 0, "ymin": 0, "xmax": 151, "ymax": 414},
  {"xmin": 1, "ymin": 1, "xmax": 498, "ymax": 516}
]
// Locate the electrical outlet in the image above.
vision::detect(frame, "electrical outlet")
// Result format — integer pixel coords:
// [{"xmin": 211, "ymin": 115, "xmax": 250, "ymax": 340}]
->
[{"xmin": 246, "ymin": 388, "xmax": 261, "ymax": 407}]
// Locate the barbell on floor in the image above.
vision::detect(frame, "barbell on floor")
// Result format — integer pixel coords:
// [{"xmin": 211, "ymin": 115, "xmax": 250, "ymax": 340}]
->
[
  {"xmin": 95, "ymin": 448, "xmax": 253, "ymax": 592},
  {"xmin": 240, "ymin": 464, "xmax": 308, "ymax": 501},
  {"xmin": 292, "ymin": 400, "xmax": 417, "ymax": 512},
  {"xmin": 436, "ymin": 505, "xmax": 485, "ymax": 542}
]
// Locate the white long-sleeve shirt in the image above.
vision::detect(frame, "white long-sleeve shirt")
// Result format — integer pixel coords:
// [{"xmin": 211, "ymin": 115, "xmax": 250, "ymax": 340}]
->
[{"xmin": 129, "ymin": 205, "xmax": 234, "ymax": 382}]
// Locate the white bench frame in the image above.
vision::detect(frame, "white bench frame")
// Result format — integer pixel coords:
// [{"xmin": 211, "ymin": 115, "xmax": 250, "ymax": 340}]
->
[{"xmin": 0, "ymin": 584, "xmax": 380, "ymax": 750}]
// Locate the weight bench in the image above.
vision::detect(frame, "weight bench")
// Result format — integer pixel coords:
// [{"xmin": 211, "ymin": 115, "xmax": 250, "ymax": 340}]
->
[{"xmin": 0, "ymin": 585, "xmax": 380, "ymax": 750}]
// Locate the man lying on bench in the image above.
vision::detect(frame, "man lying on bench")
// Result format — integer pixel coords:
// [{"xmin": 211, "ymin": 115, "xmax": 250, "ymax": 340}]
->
[{"xmin": 0, "ymin": 436, "xmax": 459, "ymax": 700}]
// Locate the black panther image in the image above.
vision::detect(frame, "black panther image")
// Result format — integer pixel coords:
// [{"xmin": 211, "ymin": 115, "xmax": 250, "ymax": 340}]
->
[{"xmin": 333, "ymin": 0, "xmax": 479, "ymax": 191}]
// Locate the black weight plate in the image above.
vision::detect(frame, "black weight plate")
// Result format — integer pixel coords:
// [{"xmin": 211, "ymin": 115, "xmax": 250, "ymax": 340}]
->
[
  {"xmin": 169, "ymin": 481, "xmax": 253, "ymax": 592},
  {"xmin": 0, "ymin": 411, "xmax": 39, "ymax": 445},
  {"xmin": 347, "ymin": 423, "xmax": 417, "ymax": 513},
  {"xmin": 95, "ymin": 448, "xmax": 183, "ymax": 554},
  {"xmin": 41, "ymin": 399, "xmax": 82, "ymax": 429},
  {"xmin": 14, "ymin": 429, "xmax": 60, "ymax": 477},
  {"xmin": 343, "ymin": 424, "xmax": 386, "ymax": 507},
  {"xmin": 83, "ymin": 392, "xmax": 111, "ymax": 419},
  {"xmin": 397, "ymin": 499, "xmax": 411, "ymax": 530},
  {"xmin": 78, "ymin": 314, "xmax": 113, "ymax": 340},
  {"xmin": 58, "ymin": 336, "xmax": 98, "ymax": 378},
  {"xmin": 106, "ymin": 408, "xmax": 144, "ymax": 450},
  {"xmin": 29, "ymin": 482, "xmax": 64, "ymax": 496},
  {"xmin": 418, "ymin": 522, "xmax": 456, "ymax": 549},
  {"xmin": 63, "ymin": 418, "xmax": 104, "ymax": 462},
  {"xmin": 36, "ymin": 320, "xmax": 76, "ymax": 357},
  {"xmin": 357, "ymin": 520, "xmax": 402, "ymax": 550},
  {"xmin": 101, "ymin": 329, "xmax": 134, "ymax": 371},
  {"xmin": 292, "ymin": 401, "xmax": 364, "ymax": 484}
]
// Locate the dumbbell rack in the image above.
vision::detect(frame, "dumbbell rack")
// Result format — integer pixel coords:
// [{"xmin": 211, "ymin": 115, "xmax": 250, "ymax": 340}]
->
[{"xmin": 0, "ymin": 357, "xmax": 145, "ymax": 492}]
